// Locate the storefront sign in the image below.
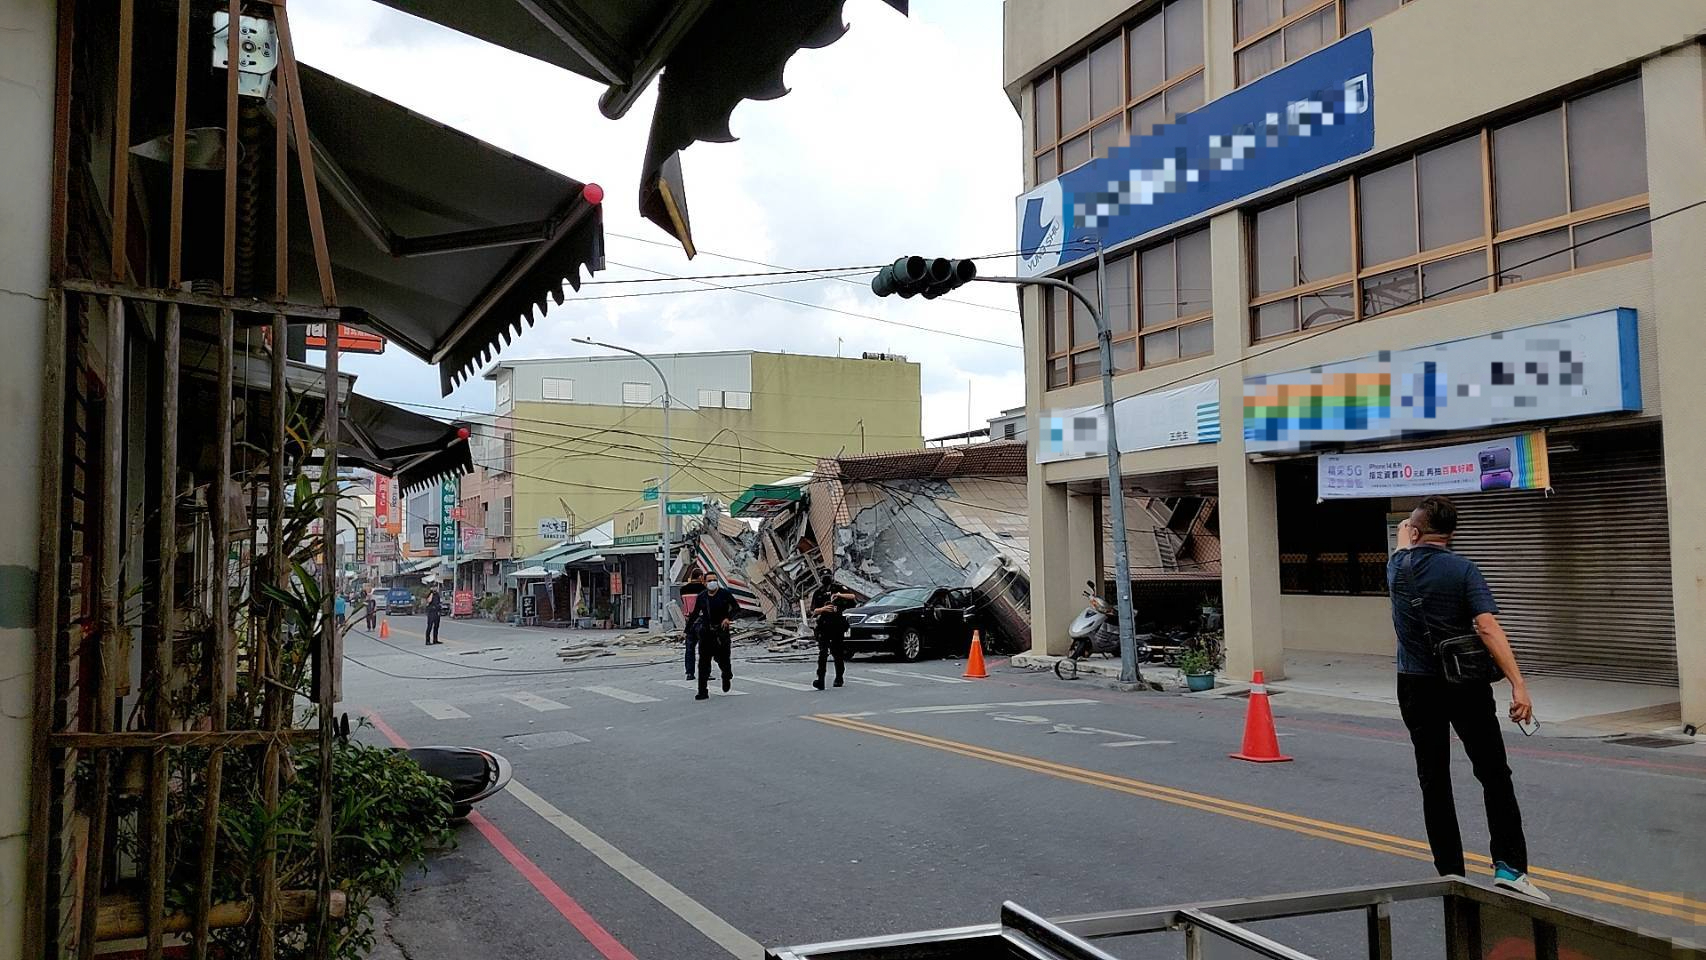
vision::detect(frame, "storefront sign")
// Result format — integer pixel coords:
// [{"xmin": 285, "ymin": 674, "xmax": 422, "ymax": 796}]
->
[
  {"xmin": 439, "ymin": 479, "xmax": 458, "ymax": 556},
  {"xmin": 461, "ymin": 527, "xmax": 487, "ymax": 551},
  {"xmin": 613, "ymin": 533, "xmax": 657, "ymax": 547},
  {"xmin": 370, "ymin": 532, "xmax": 397, "ymax": 560},
  {"xmin": 1317, "ymin": 432, "xmax": 1551, "ymax": 500},
  {"xmin": 1016, "ymin": 30, "xmax": 1373, "ymax": 278},
  {"xmin": 1038, "ymin": 379, "xmax": 1219, "ymax": 464},
  {"xmin": 1245, "ymin": 309, "xmax": 1641, "ymax": 453},
  {"xmin": 538, "ymin": 517, "xmax": 570, "ymax": 541},
  {"xmin": 354, "ymin": 528, "xmax": 366, "ymax": 562},
  {"xmin": 453, "ymin": 590, "xmax": 474, "ymax": 616},
  {"xmin": 519, "ymin": 594, "xmax": 537, "ymax": 619},
  {"xmin": 305, "ymin": 323, "xmax": 386, "ymax": 355},
  {"xmin": 374, "ymin": 475, "xmax": 391, "ymax": 528},
  {"xmin": 422, "ymin": 523, "xmax": 440, "ymax": 551},
  {"xmin": 610, "ymin": 571, "xmax": 623, "ymax": 595}
]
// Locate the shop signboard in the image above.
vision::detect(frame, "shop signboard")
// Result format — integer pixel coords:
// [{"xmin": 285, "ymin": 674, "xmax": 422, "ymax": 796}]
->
[
  {"xmin": 538, "ymin": 517, "xmax": 570, "ymax": 541},
  {"xmin": 374, "ymin": 475, "xmax": 391, "ymax": 528},
  {"xmin": 422, "ymin": 523, "xmax": 440, "ymax": 551},
  {"xmin": 305, "ymin": 323, "xmax": 386, "ymax": 354},
  {"xmin": 439, "ymin": 479, "xmax": 458, "ymax": 556},
  {"xmin": 453, "ymin": 590, "xmax": 474, "ymax": 616},
  {"xmin": 461, "ymin": 527, "xmax": 487, "ymax": 552},
  {"xmin": 610, "ymin": 571, "xmax": 623, "ymax": 595},
  {"xmin": 613, "ymin": 534, "xmax": 657, "ymax": 547},
  {"xmin": 1016, "ymin": 30, "xmax": 1373, "ymax": 278},
  {"xmin": 519, "ymin": 594, "xmax": 537, "ymax": 620},
  {"xmin": 1244, "ymin": 308, "xmax": 1641, "ymax": 453},
  {"xmin": 354, "ymin": 528, "xmax": 366, "ymax": 562},
  {"xmin": 1317, "ymin": 431, "xmax": 1551, "ymax": 500},
  {"xmin": 1037, "ymin": 379, "xmax": 1219, "ymax": 464}
]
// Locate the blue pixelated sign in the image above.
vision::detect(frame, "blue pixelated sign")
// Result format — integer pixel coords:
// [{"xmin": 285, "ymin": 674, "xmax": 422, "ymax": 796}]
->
[{"xmin": 1017, "ymin": 30, "xmax": 1374, "ymax": 277}]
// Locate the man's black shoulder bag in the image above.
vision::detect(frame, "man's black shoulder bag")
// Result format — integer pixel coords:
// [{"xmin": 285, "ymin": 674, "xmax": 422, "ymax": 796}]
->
[{"xmin": 1393, "ymin": 550, "xmax": 1503, "ymax": 685}]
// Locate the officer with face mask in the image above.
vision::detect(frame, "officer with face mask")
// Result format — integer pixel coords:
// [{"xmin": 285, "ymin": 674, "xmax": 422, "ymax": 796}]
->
[{"xmin": 689, "ymin": 577, "xmax": 739, "ymax": 700}]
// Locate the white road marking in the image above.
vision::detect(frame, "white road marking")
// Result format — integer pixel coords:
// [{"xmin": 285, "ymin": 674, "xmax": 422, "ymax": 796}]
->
[
  {"xmin": 411, "ymin": 699, "xmax": 469, "ymax": 720},
  {"xmin": 504, "ymin": 730, "xmax": 589, "ymax": 750},
  {"xmin": 506, "ymin": 692, "xmax": 570, "ymax": 712},
  {"xmin": 507, "ymin": 780, "xmax": 765, "ymax": 960},
  {"xmin": 871, "ymin": 668, "xmax": 973, "ymax": 684},
  {"xmin": 841, "ymin": 676, "xmax": 899, "ymax": 687},
  {"xmin": 887, "ymin": 698, "xmax": 1099, "ymax": 715},
  {"xmin": 742, "ymin": 676, "xmax": 815, "ymax": 691},
  {"xmin": 657, "ymin": 679, "xmax": 749, "ymax": 695},
  {"xmin": 1102, "ymin": 738, "xmax": 1175, "ymax": 747},
  {"xmin": 579, "ymin": 685, "xmax": 661, "ymax": 704}
]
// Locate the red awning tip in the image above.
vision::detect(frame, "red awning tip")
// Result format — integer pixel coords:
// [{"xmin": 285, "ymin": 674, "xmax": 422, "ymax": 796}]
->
[{"xmin": 582, "ymin": 182, "xmax": 605, "ymax": 205}]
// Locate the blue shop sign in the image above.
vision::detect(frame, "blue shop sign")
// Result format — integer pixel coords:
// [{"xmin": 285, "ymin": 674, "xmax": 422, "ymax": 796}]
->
[{"xmin": 1016, "ymin": 29, "xmax": 1374, "ymax": 277}]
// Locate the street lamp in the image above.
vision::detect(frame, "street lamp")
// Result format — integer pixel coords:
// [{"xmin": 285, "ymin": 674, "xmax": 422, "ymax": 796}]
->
[{"xmin": 573, "ymin": 337, "xmax": 673, "ymax": 628}]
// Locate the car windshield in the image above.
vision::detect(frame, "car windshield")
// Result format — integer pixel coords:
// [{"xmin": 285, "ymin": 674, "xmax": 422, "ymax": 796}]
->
[{"xmin": 868, "ymin": 588, "xmax": 931, "ymax": 607}]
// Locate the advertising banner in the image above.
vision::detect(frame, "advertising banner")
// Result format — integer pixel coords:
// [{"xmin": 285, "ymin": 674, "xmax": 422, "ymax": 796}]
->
[
  {"xmin": 1317, "ymin": 432, "xmax": 1551, "ymax": 500},
  {"xmin": 1244, "ymin": 309, "xmax": 1641, "ymax": 452},
  {"xmin": 453, "ymin": 590, "xmax": 475, "ymax": 617},
  {"xmin": 1038, "ymin": 379, "xmax": 1219, "ymax": 464},
  {"xmin": 354, "ymin": 527, "xmax": 367, "ymax": 563},
  {"xmin": 610, "ymin": 571, "xmax": 624, "ymax": 595},
  {"xmin": 439, "ymin": 479, "xmax": 458, "ymax": 556},
  {"xmin": 374, "ymin": 475, "xmax": 390, "ymax": 528},
  {"xmin": 461, "ymin": 527, "xmax": 487, "ymax": 552},
  {"xmin": 1016, "ymin": 30, "xmax": 1373, "ymax": 278},
  {"xmin": 422, "ymin": 523, "xmax": 440, "ymax": 552},
  {"xmin": 538, "ymin": 517, "xmax": 570, "ymax": 541},
  {"xmin": 305, "ymin": 323, "xmax": 386, "ymax": 355}
]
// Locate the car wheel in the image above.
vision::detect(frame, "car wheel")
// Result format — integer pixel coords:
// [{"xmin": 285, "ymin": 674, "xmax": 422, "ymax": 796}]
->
[{"xmin": 897, "ymin": 628, "xmax": 924, "ymax": 662}]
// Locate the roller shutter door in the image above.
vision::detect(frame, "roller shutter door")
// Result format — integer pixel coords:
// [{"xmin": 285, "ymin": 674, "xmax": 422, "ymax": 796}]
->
[{"xmin": 1449, "ymin": 433, "xmax": 1675, "ymax": 684}]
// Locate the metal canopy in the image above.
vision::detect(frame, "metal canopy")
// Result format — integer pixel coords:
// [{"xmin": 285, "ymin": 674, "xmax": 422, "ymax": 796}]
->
[
  {"xmin": 285, "ymin": 63, "xmax": 606, "ymax": 394},
  {"xmin": 369, "ymin": 0, "xmax": 907, "ymax": 256}
]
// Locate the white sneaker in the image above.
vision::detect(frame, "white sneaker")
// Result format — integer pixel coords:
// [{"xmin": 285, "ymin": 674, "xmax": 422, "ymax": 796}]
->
[{"xmin": 1493, "ymin": 864, "xmax": 1552, "ymax": 903}]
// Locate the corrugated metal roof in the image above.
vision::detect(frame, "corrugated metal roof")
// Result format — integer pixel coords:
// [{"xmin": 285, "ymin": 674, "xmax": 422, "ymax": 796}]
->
[{"xmin": 830, "ymin": 441, "xmax": 1028, "ymax": 482}]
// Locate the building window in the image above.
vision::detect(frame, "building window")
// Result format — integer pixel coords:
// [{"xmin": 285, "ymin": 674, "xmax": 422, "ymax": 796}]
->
[
  {"xmin": 541, "ymin": 376, "xmax": 574, "ymax": 401},
  {"xmin": 698, "ymin": 389, "xmax": 723, "ymax": 408},
  {"xmin": 1032, "ymin": 0, "xmax": 1204, "ymax": 183},
  {"xmin": 724, "ymin": 390, "xmax": 752, "ymax": 410},
  {"xmin": 501, "ymin": 432, "xmax": 514, "ymax": 475},
  {"xmin": 1248, "ymin": 78, "xmax": 1648, "ymax": 343},
  {"xmin": 501, "ymin": 496, "xmax": 512, "ymax": 537},
  {"xmin": 1003, "ymin": 423, "xmax": 1017, "ymax": 439},
  {"xmin": 621, "ymin": 381, "xmax": 651, "ymax": 405},
  {"xmin": 1276, "ymin": 462, "xmax": 1390, "ymax": 595},
  {"xmin": 495, "ymin": 377, "xmax": 512, "ymax": 408},
  {"xmin": 1235, "ymin": 0, "xmax": 1417, "ymax": 86}
]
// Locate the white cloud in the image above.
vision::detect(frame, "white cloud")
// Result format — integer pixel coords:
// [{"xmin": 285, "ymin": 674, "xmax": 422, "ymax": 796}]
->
[{"xmin": 289, "ymin": 0, "xmax": 1025, "ymax": 439}]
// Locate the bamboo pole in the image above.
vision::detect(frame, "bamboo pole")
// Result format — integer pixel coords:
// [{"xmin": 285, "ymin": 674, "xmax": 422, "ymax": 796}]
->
[
  {"xmin": 257, "ymin": 312, "xmax": 288, "ymax": 960},
  {"xmin": 141, "ymin": 300, "xmax": 180, "ymax": 960},
  {"xmin": 98, "ymin": 890, "xmax": 348, "ymax": 940}
]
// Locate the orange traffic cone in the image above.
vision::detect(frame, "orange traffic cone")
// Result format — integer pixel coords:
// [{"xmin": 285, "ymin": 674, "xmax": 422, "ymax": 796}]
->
[
  {"xmin": 963, "ymin": 630, "xmax": 988, "ymax": 679},
  {"xmin": 1230, "ymin": 670, "xmax": 1292, "ymax": 763},
  {"xmin": 379, "ymin": 617, "xmax": 390, "ymax": 639}
]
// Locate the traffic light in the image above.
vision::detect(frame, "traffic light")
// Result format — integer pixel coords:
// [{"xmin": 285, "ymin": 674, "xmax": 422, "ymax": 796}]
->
[{"xmin": 871, "ymin": 256, "xmax": 978, "ymax": 299}]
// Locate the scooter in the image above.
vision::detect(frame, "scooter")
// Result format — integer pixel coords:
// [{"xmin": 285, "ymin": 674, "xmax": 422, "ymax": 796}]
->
[{"xmin": 1056, "ymin": 582, "xmax": 1151, "ymax": 679}]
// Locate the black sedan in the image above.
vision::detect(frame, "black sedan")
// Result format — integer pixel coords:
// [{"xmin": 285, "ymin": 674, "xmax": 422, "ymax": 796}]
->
[{"xmin": 843, "ymin": 586, "xmax": 977, "ymax": 662}]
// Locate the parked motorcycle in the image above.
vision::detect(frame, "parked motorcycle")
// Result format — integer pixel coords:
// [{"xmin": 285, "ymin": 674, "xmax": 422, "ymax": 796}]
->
[
  {"xmin": 401, "ymin": 746, "xmax": 514, "ymax": 820},
  {"xmin": 1056, "ymin": 581, "xmax": 1151, "ymax": 679}
]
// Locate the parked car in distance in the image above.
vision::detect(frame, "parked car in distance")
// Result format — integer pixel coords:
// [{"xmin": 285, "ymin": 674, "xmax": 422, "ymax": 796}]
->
[
  {"xmin": 385, "ymin": 587, "xmax": 417, "ymax": 615},
  {"xmin": 843, "ymin": 586, "xmax": 977, "ymax": 662}
]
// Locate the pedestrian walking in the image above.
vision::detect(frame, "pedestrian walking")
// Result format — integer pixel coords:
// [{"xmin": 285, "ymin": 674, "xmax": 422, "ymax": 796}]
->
[
  {"xmin": 1389, "ymin": 495, "xmax": 1546, "ymax": 901},
  {"xmin": 689, "ymin": 578, "xmax": 739, "ymax": 700},
  {"xmin": 334, "ymin": 593, "xmax": 348, "ymax": 629},
  {"xmin": 424, "ymin": 586, "xmax": 443, "ymax": 645},
  {"xmin": 681, "ymin": 573, "xmax": 706, "ymax": 681},
  {"xmin": 364, "ymin": 587, "xmax": 378, "ymax": 632},
  {"xmin": 810, "ymin": 584, "xmax": 858, "ymax": 690}
]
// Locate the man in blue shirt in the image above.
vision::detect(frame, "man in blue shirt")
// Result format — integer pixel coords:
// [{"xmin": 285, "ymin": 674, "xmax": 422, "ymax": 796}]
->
[{"xmin": 1389, "ymin": 495, "xmax": 1544, "ymax": 900}]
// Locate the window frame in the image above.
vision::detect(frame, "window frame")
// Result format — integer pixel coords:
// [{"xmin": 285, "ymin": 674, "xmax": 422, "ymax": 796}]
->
[
  {"xmin": 698, "ymin": 388, "xmax": 724, "ymax": 409},
  {"xmin": 1032, "ymin": 0, "xmax": 1206, "ymax": 183},
  {"xmin": 621, "ymin": 381, "xmax": 652, "ymax": 406},
  {"xmin": 1233, "ymin": 0, "xmax": 1418, "ymax": 87},
  {"xmin": 541, "ymin": 376, "xmax": 574, "ymax": 402}
]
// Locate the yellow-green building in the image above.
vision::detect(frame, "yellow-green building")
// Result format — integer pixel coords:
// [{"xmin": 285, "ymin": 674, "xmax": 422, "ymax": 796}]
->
[{"xmin": 489, "ymin": 351, "xmax": 922, "ymax": 558}]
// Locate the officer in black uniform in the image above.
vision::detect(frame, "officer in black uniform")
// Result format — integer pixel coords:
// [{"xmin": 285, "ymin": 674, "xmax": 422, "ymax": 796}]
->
[
  {"xmin": 810, "ymin": 585, "xmax": 858, "ymax": 690},
  {"xmin": 690, "ymin": 578, "xmax": 740, "ymax": 700}
]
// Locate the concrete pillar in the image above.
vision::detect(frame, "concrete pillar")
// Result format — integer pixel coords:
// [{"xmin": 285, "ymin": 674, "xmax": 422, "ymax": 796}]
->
[
  {"xmin": 1066, "ymin": 492, "xmax": 1101, "ymax": 602},
  {"xmin": 1643, "ymin": 46, "xmax": 1706, "ymax": 727},
  {"xmin": 0, "ymin": 0, "xmax": 57, "ymax": 952},
  {"xmin": 1025, "ymin": 275, "xmax": 1078, "ymax": 658}
]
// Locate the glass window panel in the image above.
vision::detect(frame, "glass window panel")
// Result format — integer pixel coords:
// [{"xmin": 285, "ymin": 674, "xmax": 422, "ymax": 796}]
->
[
  {"xmin": 1105, "ymin": 255, "xmax": 1135, "ymax": 335},
  {"xmin": 1179, "ymin": 318, "xmax": 1214, "ymax": 358},
  {"xmin": 1360, "ymin": 266, "xmax": 1418, "ymax": 317},
  {"xmin": 1090, "ymin": 37, "xmax": 1124, "ymax": 120},
  {"xmin": 1573, "ymin": 207, "xmax": 1651, "ymax": 267},
  {"xmin": 1254, "ymin": 300, "xmax": 1296, "ymax": 340},
  {"xmin": 1048, "ymin": 356, "xmax": 1069, "ymax": 389},
  {"xmin": 1048, "ymin": 285, "xmax": 1069, "ymax": 354},
  {"xmin": 1129, "ymin": 94, "xmax": 1167, "ymax": 139},
  {"xmin": 1568, "ymin": 79, "xmax": 1647, "ymax": 210},
  {"xmin": 1034, "ymin": 75, "xmax": 1056, "ymax": 145},
  {"xmin": 1166, "ymin": 72, "xmax": 1206, "ymax": 120},
  {"xmin": 1283, "ymin": 6, "xmax": 1333, "ymax": 62},
  {"xmin": 1418, "ymin": 136, "xmax": 1484, "ymax": 250},
  {"xmin": 1285, "ymin": 0, "xmax": 1324, "ymax": 13},
  {"xmin": 1298, "ymin": 181, "xmax": 1353, "ymax": 282},
  {"xmin": 1140, "ymin": 242, "xmax": 1177, "ymax": 326},
  {"xmin": 1421, "ymin": 251, "xmax": 1489, "ymax": 302},
  {"xmin": 1129, "ymin": 14, "xmax": 1166, "ymax": 96},
  {"xmin": 1166, "ymin": 0, "xmax": 1205, "ymax": 78},
  {"xmin": 1060, "ymin": 57, "xmax": 1090, "ymax": 134},
  {"xmin": 1496, "ymin": 228, "xmax": 1570, "ymax": 284},
  {"xmin": 1036, "ymin": 150, "xmax": 1058, "ymax": 183},
  {"xmin": 1493, "ymin": 107, "xmax": 1566, "ymax": 230},
  {"xmin": 1300, "ymin": 284, "xmax": 1354, "ymax": 329},
  {"xmin": 1176, "ymin": 228, "xmax": 1212, "ymax": 316},
  {"xmin": 1072, "ymin": 349, "xmax": 1100, "ymax": 383},
  {"xmin": 1142, "ymin": 329, "xmax": 1181, "ymax": 365},
  {"xmin": 1070, "ymin": 271, "xmax": 1100, "ymax": 347},
  {"xmin": 1358, "ymin": 159, "xmax": 1417, "ymax": 266},
  {"xmin": 1111, "ymin": 338, "xmax": 1138, "ymax": 374},
  {"xmin": 1253, "ymin": 201, "xmax": 1298, "ymax": 295},
  {"xmin": 1237, "ymin": 32, "xmax": 1283, "ymax": 84},
  {"xmin": 1344, "ymin": 0, "xmax": 1402, "ymax": 32},
  {"xmin": 1236, "ymin": 0, "xmax": 1284, "ymax": 40},
  {"xmin": 1092, "ymin": 116, "xmax": 1125, "ymax": 159},
  {"xmin": 1060, "ymin": 133, "xmax": 1091, "ymax": 172}
]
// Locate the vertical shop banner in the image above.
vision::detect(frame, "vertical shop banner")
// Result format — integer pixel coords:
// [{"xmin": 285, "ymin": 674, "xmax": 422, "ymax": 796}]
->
[
  {"xmin": 1317, "ymin": 432, "xmax": 1551, "ymax": 499},
  {"xmin": 1038, "ymin": 380, "xmax": 1219, "ymax": 463},
  {"xmin": 374, "ymin": 475, "xmax": 391, "ymax": 531},
  {"xmin": 354, "ymin": 527, "xmax": 367, "ymax": 563},
  {"xmin": 439, "ymin": 479, "xmax": 458, "ymax": 556}
]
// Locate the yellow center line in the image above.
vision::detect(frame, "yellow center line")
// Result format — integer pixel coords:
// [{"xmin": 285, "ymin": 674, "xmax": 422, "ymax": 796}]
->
[{"xmin": 808, "ymin": 714, "xmax": 1706, "ymax": 924}]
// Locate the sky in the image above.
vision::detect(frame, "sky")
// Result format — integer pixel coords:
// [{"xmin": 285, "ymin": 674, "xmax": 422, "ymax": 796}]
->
[{"xmin": 290, "ymin": 0, "xmax": 1025, "ymax": 441}]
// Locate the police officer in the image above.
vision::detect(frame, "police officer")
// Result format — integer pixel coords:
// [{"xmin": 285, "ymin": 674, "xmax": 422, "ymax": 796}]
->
[
  {"xmin": 424, "ymin": 586, "xmax": 443, "ymax": 645},
  {"xmin": 810, "ymin": 585, "xmax": 858, "ymax": 690},
  {"xmin": 690, "ymin": 578, "xmax": 739, "ymax": 700}
]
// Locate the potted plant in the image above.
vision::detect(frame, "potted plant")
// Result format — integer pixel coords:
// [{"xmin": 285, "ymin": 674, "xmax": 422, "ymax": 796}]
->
[{"xmin": 1177, "ymin": 630, "xmax": 1223, "ymax": 692}]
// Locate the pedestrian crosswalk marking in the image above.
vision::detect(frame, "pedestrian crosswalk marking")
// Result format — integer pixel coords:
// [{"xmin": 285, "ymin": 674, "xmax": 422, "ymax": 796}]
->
[
  {"xmin": 743, "ymin": 676, "xmax": 815, "ymax": 691},
  {"xmin": 506, "ymin": 692, "xmax": 570, "ymax": 712},
  {"xmin": 657, "ymin": 679, "xmax": 748, "ymax": 695},
  {"xmin": 871, "ymin": 668, "xmax": 973, "ymax": 684},
  {"xmin": 411, "ymin": 699, "xmax": 469, "ymax": 720},
  {"xmin": 579, "ymin": 685, "xmax": 661, "ymax": 704},
  {"xmin": 841, "ymin": 676, "xmax": 899, "ymax": 687}
]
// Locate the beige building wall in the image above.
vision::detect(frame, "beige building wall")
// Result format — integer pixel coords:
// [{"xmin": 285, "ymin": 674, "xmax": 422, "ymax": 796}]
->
[{"xmin": 1009, "ymin": 0, "xmax": 1706, "ymax": 718}]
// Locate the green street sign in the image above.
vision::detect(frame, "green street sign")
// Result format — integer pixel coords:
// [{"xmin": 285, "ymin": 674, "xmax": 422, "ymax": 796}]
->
[
  {"xmin": 642, "ymin": 486, "xmax": 659, "ymax": 501},
  {"xmin": 665, "ymin": 500, "xmax": 704, "ymax": 516},
  {"xmin": 613, "ymin": 533, "xmax": 658, "ymax": 546}
]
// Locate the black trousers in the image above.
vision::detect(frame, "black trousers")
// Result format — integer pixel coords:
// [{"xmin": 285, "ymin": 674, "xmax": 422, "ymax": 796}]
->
[
  {"xmin": 696, "ymin": 628, "xmax": 731, "ymax": 694},
  {"xmin": 365, "ymin": 607, "xmax": 377, "ymax": 630},
  {"xmin": 425, "ymin": 615, "xmax": 441, "ymax": 644},
  {"xmin": 1396, "ymin": 674, "xmax": 1528, "ymax": 875},
  {"xmin": 816, "ymin": 634, "xmax": 847, "ymax": 680}
]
